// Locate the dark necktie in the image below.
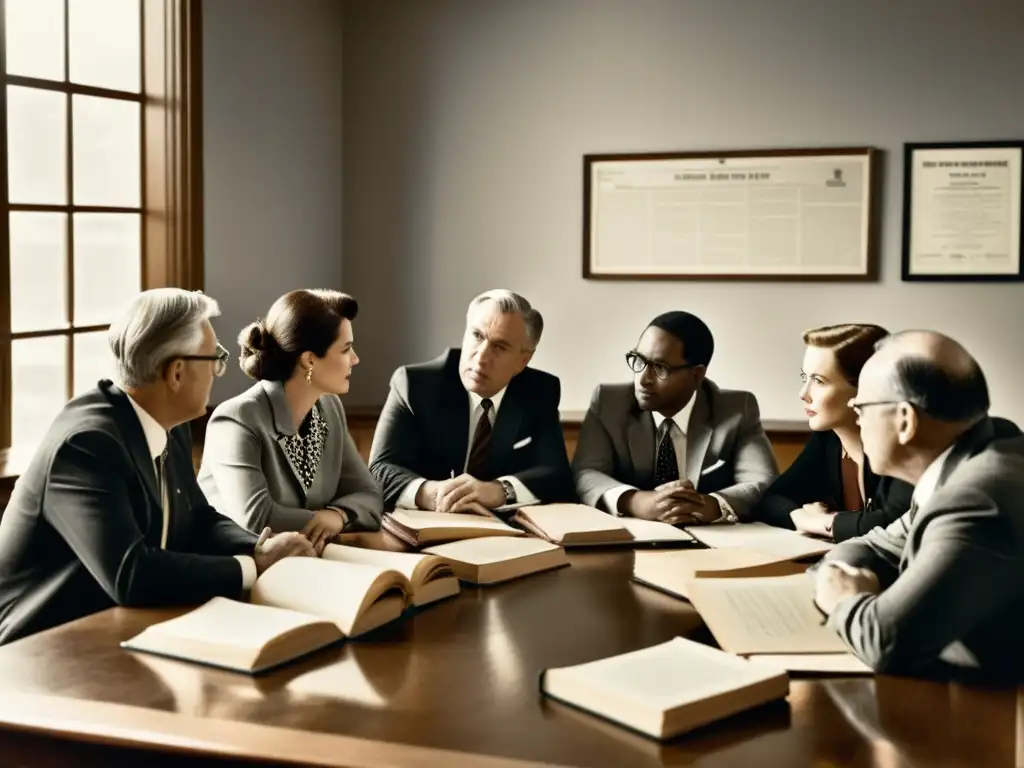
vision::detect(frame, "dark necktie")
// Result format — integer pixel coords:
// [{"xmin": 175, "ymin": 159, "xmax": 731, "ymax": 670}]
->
[
  {"xmin": 655, "ymin": 423, "xmax": 680, "ymax": 486},
  {"xmin": 155, "ymin": 448, "xmax": 170, "ymax": 549},
  {"xmin": 466, "ymin": 399, "xmax": 494, "ymax": 478}
]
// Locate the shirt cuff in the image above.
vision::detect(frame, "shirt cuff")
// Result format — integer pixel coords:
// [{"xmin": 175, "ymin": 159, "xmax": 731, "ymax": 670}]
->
[
  {"xmin": 603, "ymin": 484, "xmax": 638, "ymax": 516},
  {"xmin": 396, "ymin": 478, "xmax": 427, "ymax": 509},
  {"xmin": 498, "ymin": 476, "xmax": 538, "ymax": 506},
  {"xmin": 710, "ymin": 493, "xmax": 738, "ymax": 523},
  {"xmin": 234, "ymin": 555, "xmax": 258, "ymax": 590}
]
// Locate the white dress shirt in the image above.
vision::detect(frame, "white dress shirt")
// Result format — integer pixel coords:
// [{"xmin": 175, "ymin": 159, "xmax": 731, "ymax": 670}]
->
[
  {"xmin": 396, "ymin": 387, "xmax": 538, "ymax": 509},
  {"xmin": 126, "ymin": 395, "xmax": 257, "ymax": 589},
  {"xmin": 602, "ymin": 396, "xmax": 735, "ymax": 521}
]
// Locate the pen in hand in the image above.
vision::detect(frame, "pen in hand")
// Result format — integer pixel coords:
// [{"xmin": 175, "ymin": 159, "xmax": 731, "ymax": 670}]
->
[{"xmin": 255, "ymin": 526, "xmax": 271, "ymax": 554}]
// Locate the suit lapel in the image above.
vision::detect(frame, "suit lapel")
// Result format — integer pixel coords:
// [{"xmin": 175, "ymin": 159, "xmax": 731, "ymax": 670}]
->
[
  {"xmin": 440, "ymin": 364, "xmax": 471, "ymax": 475},
  {"xmin": 490, "ymin": 381, "xmax": 525, "ymax": 476},
  {"xmin": 261, "ymin": 380, "xmax": 307, "ymax": 498},
  {"xmin": 104, "ymin": 383, "xmax": 161, "ymax": 508},
  {"xmin": 628, "ymin": 409, "xmax": 656, "ymax": 486},
  {"xmin": 686, "ymin": 387, "xmax": 712, "ymax": 487}
]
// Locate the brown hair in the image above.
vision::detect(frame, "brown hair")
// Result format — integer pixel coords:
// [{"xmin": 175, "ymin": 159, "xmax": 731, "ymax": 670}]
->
[
  {"xmin": 802, "ymin": 324, "xmax": 889, "ymax": 386},
  {"xmin": 239, "ymin": 290, "xmax": 358, "ymax": 382}
]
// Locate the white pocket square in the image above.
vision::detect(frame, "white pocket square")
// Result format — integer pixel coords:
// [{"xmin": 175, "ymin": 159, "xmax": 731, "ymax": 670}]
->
[
  {"xmin": 513, "ymin": 436, "xmax": 533, "ymax": 450},
  {"xmin": 701, "ymin": 459, "xmax": 725, "ymax": 475}
]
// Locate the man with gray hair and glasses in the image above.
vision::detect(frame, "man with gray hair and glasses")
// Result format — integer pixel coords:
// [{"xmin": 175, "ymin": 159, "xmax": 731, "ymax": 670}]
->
[
  {"xmin": 370, "ymin": 289, "xmax": 574, "ymax": 514},
  {"xmin": 0, "ymin": 289, "xmax": 314, "ymax": 645},
  {"xmin": 815, "ymin": 330, "xmax": 1024, "ymax": 679}
]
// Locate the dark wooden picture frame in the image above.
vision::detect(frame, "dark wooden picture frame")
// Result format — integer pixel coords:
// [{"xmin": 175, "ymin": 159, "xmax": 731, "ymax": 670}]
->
[
  {"xmin": 901, "ymin": 140, "xmax": 1024, "ymax": 283},
  {"xmin": 582, "ymin": 146, "xmax": 879, "ymax": 282}
]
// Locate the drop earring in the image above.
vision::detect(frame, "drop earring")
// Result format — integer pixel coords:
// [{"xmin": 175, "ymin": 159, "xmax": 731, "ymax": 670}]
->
[{"xmin": 305, "ymin": 366, "xmax": 313, "ymax": 385}]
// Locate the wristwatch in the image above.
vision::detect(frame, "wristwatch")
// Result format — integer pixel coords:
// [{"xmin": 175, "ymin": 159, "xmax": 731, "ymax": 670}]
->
[
  {"xmin": 326, "ymin": 506, "xmax": 350, "ymax": 530},
  {"xmin": 498, "ymin": 479, "xmax": 517, "ymax": 505}
]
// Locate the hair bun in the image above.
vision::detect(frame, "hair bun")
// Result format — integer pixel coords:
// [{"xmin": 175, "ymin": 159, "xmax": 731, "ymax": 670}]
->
[{"xmin": 239, "ymin": 320, "xmax": 271, "ymax": 354}]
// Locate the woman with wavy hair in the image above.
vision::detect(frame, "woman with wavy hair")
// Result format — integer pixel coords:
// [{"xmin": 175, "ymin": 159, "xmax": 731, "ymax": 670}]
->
[
  {"xmin": 752, "ymin": 323, "xmax": 914, "ymax": 542},
  {"xmin": 198, "ymin": 290, "xmax": 382, "ymax": 552}
]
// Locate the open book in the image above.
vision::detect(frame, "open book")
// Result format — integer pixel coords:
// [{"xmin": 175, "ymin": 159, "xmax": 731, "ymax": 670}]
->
[
  {"xmin": 684, "ymin": 522, "xmax": 834, "ymax": 560},
  {"xmin": 423, "ymin": 536, "xmax": 569, "ymax": 584},
  {"xmin": 685, "ymin": 572, "xmax": 870, "ymax": 674},
  {"xmin": 514, "ymin": 504, "xmax": 695, "ymax": 547},
  {"xmin": 540, "ymin": 637, "xmax": 789, "ymax": 741},
  {"xmin": 633, "ymin": 548, "xmax": 810, "ymax": 601},
  {"xmin": 322, "ymin": 543, "xmax": 460, "ymax": 608},
  {"xmin": 382, "ymin": 509, "xmax": 523, "ymax": 547},
  {"xmin": 122, "ymin": 557, "xmax": 410, "ymax": 674}
]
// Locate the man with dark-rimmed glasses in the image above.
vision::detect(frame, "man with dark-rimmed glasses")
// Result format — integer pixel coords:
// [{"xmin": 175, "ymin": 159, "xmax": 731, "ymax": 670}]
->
[
  {"xmin": 0, "ymin": 289, "xmax": 315, "ymax": 645},
  {"xmin": 572, "ymin": 311, "xmax": 777, "ymax": 525}
]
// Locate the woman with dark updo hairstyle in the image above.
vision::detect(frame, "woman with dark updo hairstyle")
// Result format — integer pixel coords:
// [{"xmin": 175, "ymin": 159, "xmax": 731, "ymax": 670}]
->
[
  {"xmin": 751, "ymin": 323, "xmax": 914, "ymax": 542},
  {"xmin": 198, "ymin": 289, "xmax": 382, "ymax": 552}
]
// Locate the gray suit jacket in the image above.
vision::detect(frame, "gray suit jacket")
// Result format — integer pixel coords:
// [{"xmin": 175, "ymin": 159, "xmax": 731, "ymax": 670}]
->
[
  {"xmin": 572, "ymin": 380, "xmax": 778, "ymax": 520},
  {"xmin": 825, "ymin": 417, "xmax": 1024, "ymax": 678},
  {"xmin": 197, "ymin": 381, "xmax": 383, "ymax": 534}
]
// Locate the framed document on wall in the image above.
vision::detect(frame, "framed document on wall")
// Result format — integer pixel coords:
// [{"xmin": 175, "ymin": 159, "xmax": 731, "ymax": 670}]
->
[
  {"xmin": 902, "ymin": 141, "xmax": 1024, "ymax": 282},
  {"xmin": 582, "ymin": 147, "xmax": 878, "ymax": 281}
]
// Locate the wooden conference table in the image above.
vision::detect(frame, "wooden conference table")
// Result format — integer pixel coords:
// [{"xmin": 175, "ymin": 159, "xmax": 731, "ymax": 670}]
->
[{"xmin": 0, "ymin": 533, "xmax": 1019, "ymax": 768}]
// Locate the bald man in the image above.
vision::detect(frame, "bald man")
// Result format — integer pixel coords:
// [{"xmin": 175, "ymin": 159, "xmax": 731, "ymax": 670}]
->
[{"xmin": 815, "ymin": 330, "xmax": 1024, "ymax": 678}]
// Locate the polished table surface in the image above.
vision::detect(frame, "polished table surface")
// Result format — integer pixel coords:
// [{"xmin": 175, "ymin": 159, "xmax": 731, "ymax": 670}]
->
[{"xmin": 0, "ymin": 536, "xmax": 1020, "ymax": 767}]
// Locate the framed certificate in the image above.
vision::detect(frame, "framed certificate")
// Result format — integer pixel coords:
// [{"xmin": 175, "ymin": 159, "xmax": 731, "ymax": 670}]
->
[
  {"xmin": 582, "ymin": 147, "xmax": 878, "ymax": 281},
  {"xmin": 902, "ymin": 141, "xmax": 1024, "ymax": 282}
]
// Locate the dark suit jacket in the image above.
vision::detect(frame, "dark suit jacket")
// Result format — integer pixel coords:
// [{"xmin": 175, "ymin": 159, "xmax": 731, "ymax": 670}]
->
[
  {"xmin": 572, "ymin": 380, "xmax": 778, "ymax": 520},
  {"xmin": 0, "ymin": 381, "xmax": 257, "ymax": 645},
  {"xmin": 752, "ymin": 430, "xmax": 915, "ymax": 542},
  {"xmin": 368, "ymin": 349, "xmax": 574, "ymax": 509}
]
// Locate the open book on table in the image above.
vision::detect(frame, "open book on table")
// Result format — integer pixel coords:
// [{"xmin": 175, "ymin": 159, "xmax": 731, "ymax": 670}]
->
[
  {"xmin": 633, "ymin": 547, "xmax": 811, "ymax": 601},
  {"xmin": 121, "ymin": 557, "xmax": 411, "ymax": 674},
  {"xmin": 685, "ymin": 572, "xmax": 872, "ymax": 675},
  {"xmin": 321, "ymin": 543, "xmax": 460, "ymax": 607},
  {"xmin": 540, "ymin": 637, "xmax": 789, "ymax": 741},
  {"xmin": 513, "ymin": 504, "xmax": 695, "ymax": 547},
  {"xmin": 683, "ymin": 521, "xmax": 834, "ymax": 560},
  {"xmin": 382, "ymin": 509, "xmax": 523, "ymax": 547},
  {"xmin": 423, "ymin": 536, "xmax": 569, "ymax": 584}
]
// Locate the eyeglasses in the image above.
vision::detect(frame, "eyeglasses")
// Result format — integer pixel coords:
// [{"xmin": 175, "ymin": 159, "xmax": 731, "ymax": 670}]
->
[
  {"xmin": 848, "ymin": 399, "xmax": 906, "ymax": 417},
  {"xmin": 625, "ymin": 351, "xmax": 694, "ymax": 380},
  {"xmin": 179, "ymin": 343, "xmax": 230, "ymax": 378}
]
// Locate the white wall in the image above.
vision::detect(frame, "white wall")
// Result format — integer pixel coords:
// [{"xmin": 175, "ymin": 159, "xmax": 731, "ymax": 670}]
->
[
  {"xmin": 203, "ymin": 0, "xmax": 344, "ymax": 401},
  {"xmin": 342, "ymin": 0, "xmax": 1024, "ymax": 424}
]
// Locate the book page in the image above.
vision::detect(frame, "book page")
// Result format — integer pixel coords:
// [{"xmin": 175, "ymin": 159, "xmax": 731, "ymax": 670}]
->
[
  {"xmin": 516, "ymin": 504, "xmax": 627, "ymax": 539},
  {"xmin": 634, "ymin": 548, "xmax": 808, "ymax": 599},
  {"xmin": 546, "ymin": 637, "xmax": 784, "ymax": 709},
  {"xmin": 321, "ymin": 544, "xmax": 429, "ymax": 584},
  {"xmin": 251, "ymin": 558, "xmax": 408, "ymax": 636},
  {"xmin": 388, "ymin": 509, "xmax": 520, "ymax": 533},
  {"xmin": 686, "ymin": 573, "xmax": 848, "ymax": 655},
  {"xmin": 618, "ymin": 517, "xmax": 695, "ymax": 543},
  {"xmin": 753, "ymin": 654, "xmax": 873, "ymax": 675},
  {"xmin": 125, "ymin": 597, "xmax": 318, "ymax": 652},
  {"xmin": 685, "ymin": 522, "xmax": 834, "ymax": 559},
  {"xmin": 424, "ymin": 536, "xmax": 561, "ymax": 565}
]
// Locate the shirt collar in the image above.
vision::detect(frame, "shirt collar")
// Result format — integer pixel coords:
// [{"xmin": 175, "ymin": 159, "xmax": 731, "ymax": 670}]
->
[
  {"xmin": 652, "ymin": 395, "xmax": 696, "ymax": 436},
  {"xmin": 125, "ymin": 394, "xmax": 168, "ymax": 459},
  {"xmin": 912, "ymin": 443, "xmax": 956, "ymax": 508},
  {"xmin": 469, "ymin": 386, "xmax": 507, "ymax": 417}
]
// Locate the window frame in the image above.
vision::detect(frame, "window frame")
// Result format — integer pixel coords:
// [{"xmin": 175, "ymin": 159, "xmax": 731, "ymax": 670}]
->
[{"xmin": 0, "ymin": 0, "xmax": 203, "ymax": 458}]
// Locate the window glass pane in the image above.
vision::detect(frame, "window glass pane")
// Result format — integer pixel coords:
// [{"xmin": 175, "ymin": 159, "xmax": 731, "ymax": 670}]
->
[
  {"xmin": 12, "ymin": 336, "xmax": 68, "ymax": 447},
  {"xmin": 72, "ymin": 95, "xmax": 140, "ymax": 207},
  {"xmin": 73, "ymin": 213, "xmax": 140, "ymax": 326},
  {"xmin": 10, "ymin": 212, "xmax": 67, "ymax": 333},
  {"xmin": 74, "ymin": 331, "xmax": 116, "ymax": 395},
  {"xmin": 4, "ymin": 0, "xmax": 65, "ymax": 81},
  {"xmin": 6, "ymin": 86, "xmax": 67, "ymax": 205},
  {"xmin": 69, "ymin": 0, "xmax": 141, "ymax": 93}
]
